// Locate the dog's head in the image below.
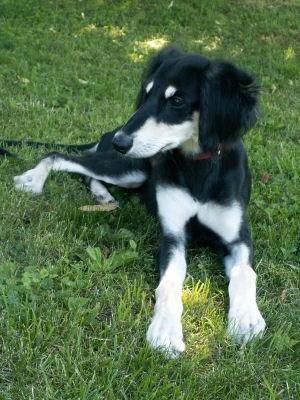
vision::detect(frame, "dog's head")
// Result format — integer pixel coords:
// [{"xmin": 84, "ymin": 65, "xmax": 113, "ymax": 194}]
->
[{"xmin": 112, "ymin": 47, "xmax": 259, "ymax": 158}]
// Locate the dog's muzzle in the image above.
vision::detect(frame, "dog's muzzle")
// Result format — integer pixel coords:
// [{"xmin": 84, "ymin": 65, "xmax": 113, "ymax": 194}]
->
[{"xmin": 112, "ymin": 131, "xmax": 133, "ymax": 154}]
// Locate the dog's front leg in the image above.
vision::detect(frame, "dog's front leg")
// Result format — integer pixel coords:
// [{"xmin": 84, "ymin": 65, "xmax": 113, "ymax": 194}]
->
[
  {"xmin": 225, "ymin": 243, "xmax": 266, "ymax": 343},
  {"xmin": 146, "ymin": 236, "xmax": 186, "ymax": 358},
  {"xmin": 146, "ymin": 186, "xmax": 197, "ymax": 357}
]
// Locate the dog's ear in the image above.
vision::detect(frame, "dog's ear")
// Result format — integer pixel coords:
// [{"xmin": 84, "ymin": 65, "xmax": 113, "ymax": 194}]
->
[
  {"xmin": 135, "ymin": 46, "xmax": 183, "ymax": 109},
  {"xmin": 199, "ymin": 61, "xmax": 259, "ymax": 152}
]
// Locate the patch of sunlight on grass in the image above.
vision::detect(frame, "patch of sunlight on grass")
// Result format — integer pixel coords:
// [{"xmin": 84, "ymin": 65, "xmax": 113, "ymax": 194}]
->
[
  {"xmin": 183, "ymin": 282, "xmax": 212, "ymax": 356},
  {"xmin": 75, "ymin": 23, "xmax": 126, "ymax": 41},
  {"xmin": 194, "ymin": 35, "xmax": 222, "ymax": 51},
  {"xmin": 183, "ymin": 278, "xmax": 226, "ymax": 357},
  {"xmin": 139, "ymin": 38, "xmax": 169, "ymax": 50},
  {"xmin": 182, "ymin": 280, "xmax": 210, "ymax": 307},
  {"xmin": 231, "ymin": 46, "xmax": 244, "ymax": 56},
  {"xmin": 204, "ymin": 36, "xmax": 222, "ymax": 51},
  {"xmin": 103, "ymin": 25, "xmax": 126, "ymax": 39},
  {"xmin": 128, "ymin": 37, "xmax": 169, "ymax": 62},
  {"xmin": 81, "ymin": 23, "xmax": 98, "ymax": 33},
  {"xmin": 284, "ymin": 46, "xmax": 295, "ymax": 60}
]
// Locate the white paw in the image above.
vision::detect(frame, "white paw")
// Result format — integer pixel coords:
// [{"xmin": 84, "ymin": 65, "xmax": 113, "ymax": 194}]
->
[
  {"xmin": 14, "ymin": 168, "xmax": 45, "ymax": 194},
  {"xmin": 94, "ymin": 194, "xmax": 117, "ymax": 205},
  {"xmin": 146, "ymin": 311, "xmax": 185, "ymax": 358},
  {"xmin": 227, "ymin": 304, "xmax": 266, "ymax": 344}
]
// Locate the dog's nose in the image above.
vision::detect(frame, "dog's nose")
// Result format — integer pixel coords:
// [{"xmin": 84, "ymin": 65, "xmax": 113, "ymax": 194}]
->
[{"xmin": 112, "ymin": 131, "xmax": 133, "ymax": 154}]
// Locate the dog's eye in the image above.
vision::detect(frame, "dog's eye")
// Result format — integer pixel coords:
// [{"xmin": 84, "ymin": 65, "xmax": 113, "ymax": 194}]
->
[{"xmin": 169, "ymin": 96, "xmax": 185, "ymax": 108}]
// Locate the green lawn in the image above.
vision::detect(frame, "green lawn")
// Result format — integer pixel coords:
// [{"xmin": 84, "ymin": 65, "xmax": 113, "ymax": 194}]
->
[{"xmin": 0, "ymin": 1, "xmax": 299, "ymax": 399}]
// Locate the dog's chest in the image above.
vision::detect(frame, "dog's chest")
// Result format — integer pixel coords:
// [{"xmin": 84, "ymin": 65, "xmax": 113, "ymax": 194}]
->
[{"xmin": 156, "ymin": 186, "xmax": 242, "ymax": 243}]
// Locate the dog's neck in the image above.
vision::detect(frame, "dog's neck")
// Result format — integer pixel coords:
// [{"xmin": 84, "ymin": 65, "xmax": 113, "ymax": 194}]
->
[
  {"xmin": 179, "ymin": 112, "xmax": 223, "ymax": 161},
  {"xmin": 179, "ymin": 111, "xmax": 202, "ymax": 156},
  {"xmin": 192, "ymin": 143, "xmax": 223, "ymax": 161}
]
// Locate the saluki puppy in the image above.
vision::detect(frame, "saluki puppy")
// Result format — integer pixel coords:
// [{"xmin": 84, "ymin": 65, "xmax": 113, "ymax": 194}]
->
[{"xmin": 11, "ymin": 47, "xmax": 266, "ymax": 357}]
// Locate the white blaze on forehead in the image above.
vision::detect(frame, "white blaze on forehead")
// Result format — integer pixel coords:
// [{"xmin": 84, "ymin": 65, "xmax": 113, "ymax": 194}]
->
[
  {"xmin": 164, "ymin": 86, "xmax": 177, "ymax": 99},
  {"xmin": 145, "ymin": 80, "xmax": 154, "ymax": 94}
]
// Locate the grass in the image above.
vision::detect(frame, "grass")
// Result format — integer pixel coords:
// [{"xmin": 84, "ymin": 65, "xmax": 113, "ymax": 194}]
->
[{"xmin": 0, "ymin": 0, "xmax": 299, "ymax": 398}]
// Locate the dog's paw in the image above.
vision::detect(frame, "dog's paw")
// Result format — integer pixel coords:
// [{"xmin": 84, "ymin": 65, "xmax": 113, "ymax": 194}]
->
[
  {"xmin": 227, "ymin": 304, "xmax": 266, "ymax": 344},
  {"xmin": 146, "ymin": 312, "xmax": 185, "ymax": 358},
  {"xmin": 14, "ymin": 168, "xmax": 46, "ymax": 194},
  {"xmin": 94, "ymin": 195, "xmax": 117, "ymax": 206}
]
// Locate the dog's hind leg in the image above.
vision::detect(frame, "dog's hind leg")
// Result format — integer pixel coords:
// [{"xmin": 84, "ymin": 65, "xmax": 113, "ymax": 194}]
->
[
  {"xmin": 14, "ymin": 151, "xmax": 149, "ymax": 196},
  {"xmin": 85, "ymin": 177, "xmax": 117, "ymax": 204}
]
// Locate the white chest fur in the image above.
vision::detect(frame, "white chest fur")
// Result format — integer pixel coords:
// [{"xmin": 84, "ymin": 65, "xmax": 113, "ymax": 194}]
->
[{"xmin": 156, "ymin": 185, "xmax": 242, "ymax": 243}]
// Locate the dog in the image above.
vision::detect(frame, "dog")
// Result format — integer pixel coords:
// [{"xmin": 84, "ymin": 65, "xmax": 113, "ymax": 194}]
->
[{"xmin": 7, "ymin": 47, "xmax": 266, "ymax": 357}]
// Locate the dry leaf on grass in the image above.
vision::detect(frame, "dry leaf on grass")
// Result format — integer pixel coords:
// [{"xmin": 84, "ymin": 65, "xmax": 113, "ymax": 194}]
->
[{"xmin": 79, "ymin": 203, "xmax": 119, "ymax": 212}]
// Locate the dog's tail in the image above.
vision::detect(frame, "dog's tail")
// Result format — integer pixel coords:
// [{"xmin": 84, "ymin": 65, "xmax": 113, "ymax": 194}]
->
[{"xmin": 0, "ymin": 139, "xmax": 98, "ymax": 157}]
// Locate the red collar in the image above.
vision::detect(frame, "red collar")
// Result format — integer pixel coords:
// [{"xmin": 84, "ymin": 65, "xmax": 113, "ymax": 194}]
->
[{"xmin": 193, "ymin": 144, "xmax": 223, "ymax": 161}]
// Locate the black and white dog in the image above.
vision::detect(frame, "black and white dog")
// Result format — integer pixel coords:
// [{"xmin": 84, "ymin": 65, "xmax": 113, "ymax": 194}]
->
[{"xmin": 11, "ymin": 47, "xmax": 266, "ymax": 357}]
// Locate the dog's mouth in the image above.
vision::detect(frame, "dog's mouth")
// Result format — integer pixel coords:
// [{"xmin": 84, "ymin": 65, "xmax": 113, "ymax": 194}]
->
[{"xmin": 125, "ymin": 142, "xmax": 175, "ymax": 159}]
